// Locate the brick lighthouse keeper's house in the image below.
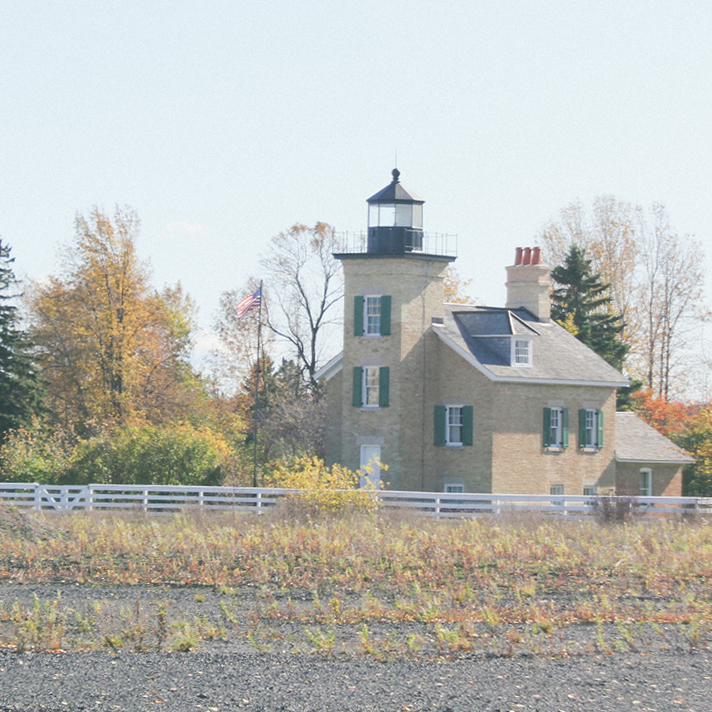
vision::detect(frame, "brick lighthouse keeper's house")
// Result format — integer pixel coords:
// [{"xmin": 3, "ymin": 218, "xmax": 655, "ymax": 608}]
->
[{"xmin": 316, "ymin": 170, "xmax": 691, "ymax": 496}]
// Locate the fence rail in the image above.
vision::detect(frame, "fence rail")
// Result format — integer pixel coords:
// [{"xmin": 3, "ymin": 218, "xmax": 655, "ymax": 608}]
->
[{"xmin": 2, "ymin": 483, "xmax": 712, "ymax": 519}]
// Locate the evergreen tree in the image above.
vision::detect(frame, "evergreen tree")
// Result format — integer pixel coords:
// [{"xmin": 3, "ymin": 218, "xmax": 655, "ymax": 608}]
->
[
  {"xmin": 0, "ymin": 240, "xmax": 44, "ymax": 438},
  {"xmin": 551, "ymin": 245, "xmax": 629, "ymax": 370}
]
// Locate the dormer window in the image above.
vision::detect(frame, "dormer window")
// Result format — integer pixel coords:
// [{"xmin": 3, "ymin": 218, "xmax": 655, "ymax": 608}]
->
[{"xmin": 512, "ymin": 338, "xmax": 532, "ymax": 366}]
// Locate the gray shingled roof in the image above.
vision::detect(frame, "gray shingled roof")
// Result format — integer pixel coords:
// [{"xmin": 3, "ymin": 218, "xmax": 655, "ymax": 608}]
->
[
  {"xmin": 434, "ymin": 305, "xmax": 629, "ymax": 385},
  {"xmin": 615, "ymin": 412, "xmax": 695, "ymax": 464}
]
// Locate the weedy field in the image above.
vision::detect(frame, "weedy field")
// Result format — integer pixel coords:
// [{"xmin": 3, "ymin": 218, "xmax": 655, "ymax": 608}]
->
[{"xmin": 1, "ymin": 503, "xmax": 711, "ymax": 659}]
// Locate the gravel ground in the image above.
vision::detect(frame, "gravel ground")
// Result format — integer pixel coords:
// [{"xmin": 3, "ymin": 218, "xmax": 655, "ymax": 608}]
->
[
  {"xmin": 1, "ymin": 584, "xmax": 711, "ymax": 711},
  {"xmin": 0, "ymin": 649, "xmax": 711, "ymax": 711}
]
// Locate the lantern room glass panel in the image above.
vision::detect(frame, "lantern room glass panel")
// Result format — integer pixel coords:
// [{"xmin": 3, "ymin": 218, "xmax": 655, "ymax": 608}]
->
[{"xmin": 395, "ymin": 204, "xmax": 412, "ymax": 226}]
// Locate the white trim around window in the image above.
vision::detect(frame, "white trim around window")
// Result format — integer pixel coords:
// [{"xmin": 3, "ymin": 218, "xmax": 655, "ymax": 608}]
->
[
  {"xmin": 444, "ymin": 483, "xmax": 465, "ymax": 493},
  {"xmin": 364, "ymin": 295, "xmax": 382, "ymax": 337},
  {"xmin": 362, "ymin": 366, "xmax": 380, "ymax": 408},
  {"xmin": 640, "ymin": 468, "xmax": 652, "ymax": 497},
  {"xmin": 511, "ymin": 338, "xmax": 532, "ymax": 366},
  {"xmin": 446, "ymin": 405, "xmax": 464, "ymax": 446}
]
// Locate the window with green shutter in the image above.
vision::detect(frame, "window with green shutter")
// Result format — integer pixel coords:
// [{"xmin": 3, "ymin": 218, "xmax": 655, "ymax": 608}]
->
[
  {"xmin": 462, "ymin": 406, "xmax": 473, "ymax": 446},
  {"xmin": 353, "ymin": 366, "xmax": 388, "ymax": 408},
  {"xmin": 543, "ymin": 407, "xmax": 552, "ymax": 448},
  {"xmin": 352, "ymin": 367, "xmax": 362, "ymax": 407},
  {"xmin": 378, "ymin": 367, "xmax": 389, "ymax": 408},
  {"xmin": 544, "ymin": 407, "xmax": 568, "ymax": 448},
  {"xmin": 434, "ymin": 405, "xmax": 473, "ymax": 446},
  {"xmin": 562, "ymin": 408, "xmax": 569, "ymax": 448},
  {"xmin": 353, "ymin": 297, "xmax": 364, "ymax": 336},
  {"xmin": 434, "ymin": 405, "xmax": 446, "ymax": 446},
  {"xmin": 380, "ymin": 296, "xmax": 391, "ymax": 335},
  {"xmin": 579, "ymin": 408, "xmax": 603, "ymax": 448},
  {"xmin": 355, "ymin": 295, "xmax": 391, "ymax": 336},
  {"xmin": 597, "ymin": 409, "xmax": 604, "ymax": 447}
]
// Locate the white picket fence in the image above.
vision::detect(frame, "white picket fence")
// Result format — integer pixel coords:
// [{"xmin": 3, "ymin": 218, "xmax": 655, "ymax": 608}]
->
[{"xmin": 1, "ymin": 482, "xmax": 711, "ymax": 519}]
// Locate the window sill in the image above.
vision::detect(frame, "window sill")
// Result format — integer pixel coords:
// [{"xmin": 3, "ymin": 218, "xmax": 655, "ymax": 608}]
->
[
  {"xmin": 544, "ymin": 446, "xmax": 565, "ymax": 452},
  {"xmin": 360, "ymin": 405, "xmax": 380, "ymax": 410},
  {"xmin": 579, "ymin": 446, "xmax": 600, "ymax": 453},
  {"xmin": 363, "ymin": 333, "xmax": 382, "ymax": 338},
  {"xmin": 445, "ymin": 443, "xmax": 464, "ymax": 448}
]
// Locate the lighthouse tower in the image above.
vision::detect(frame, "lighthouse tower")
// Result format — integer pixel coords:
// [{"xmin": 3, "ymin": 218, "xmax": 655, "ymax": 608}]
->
[{"xmin": 326, "ymin": 169, "xmax": 456, "ymax": 489}]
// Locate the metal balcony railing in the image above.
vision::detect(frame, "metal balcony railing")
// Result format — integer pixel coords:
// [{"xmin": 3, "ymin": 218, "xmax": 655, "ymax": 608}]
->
[{"xmin": 335, "ymin": 231, "xmax": 458, "ymax": 257}]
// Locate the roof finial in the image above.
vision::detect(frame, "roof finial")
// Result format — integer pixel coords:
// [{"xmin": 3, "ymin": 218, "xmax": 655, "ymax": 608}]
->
[{"xmin": 391, "ymin": 167, "xmax": 401, "ymax": 183}]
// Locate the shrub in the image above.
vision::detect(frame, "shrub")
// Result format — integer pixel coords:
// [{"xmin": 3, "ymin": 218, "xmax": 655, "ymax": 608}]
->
[
  {"xmin": 66, "ymin": 422, "xmax": 231, "ymax": 486},
  {"xmin": 266, "ymin": 456, "xmax": 380, "ymax": 515},
  {"xmin": 591, "ymin": 495, "xmax": 639, "ymax": 524},
  {"xmin": 0, "ymin": 420, "xmax": 74, "ymax": 483}
]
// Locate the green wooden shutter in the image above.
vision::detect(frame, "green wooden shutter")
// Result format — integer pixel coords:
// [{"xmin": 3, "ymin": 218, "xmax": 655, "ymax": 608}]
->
[
  {"xmin": 354, "ymin": 297, "xmax": 364, "ymax": 336},
  {"xmin": 562, "ymin": 408, "xmax": 570, "ymax": 448},
  {"xmin": 379, "ymin": 367, "xmax": 390, "ymax": 407},
  {"xmin": 542, "ymin": 408, "xmax": 552, "ymax": 448},
  {"xmin": 380, "ymin": 296, "xmax": 391, "ymax": 336},
  {"xmin": 597, "ymin": 409, "xmax": 604, "ymax": 448},
  {"xmin": 434, "ymin": 406, "xmax": 446, "ymax": 446},
  {"xmin": 462, "ymin": 406, "xmax": 474, "ymax": 446},
  {"xmin": 352, "ymin": 367, "xmax": 362, "ymax": 407},
  {"xmin": 578, "ymin": 409, "xmax": 586, "ymax": 448}
]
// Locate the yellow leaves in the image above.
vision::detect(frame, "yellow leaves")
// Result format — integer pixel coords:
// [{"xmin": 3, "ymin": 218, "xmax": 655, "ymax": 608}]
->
[
  {"xmin": 443, "ymin": 266, "xmax": 476, "ymax": 305},
  {"xmin": 266, "ymin": 456, "xmax": 380, "ymax": 514},
  {"xmin": 29, "ymin": 206, "xmax": 199, "ymax": 432}
]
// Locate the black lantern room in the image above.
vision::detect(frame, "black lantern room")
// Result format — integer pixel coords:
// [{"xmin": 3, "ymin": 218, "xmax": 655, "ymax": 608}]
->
[{"xmin": 366, "ymin": 168, "xmax": 424, "ymax": 254}]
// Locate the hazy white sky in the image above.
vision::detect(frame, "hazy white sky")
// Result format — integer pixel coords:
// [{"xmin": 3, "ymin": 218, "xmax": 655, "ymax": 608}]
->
[{"xmin": 2, "ymin": 1, "xmax": 711, "ymax": 365}]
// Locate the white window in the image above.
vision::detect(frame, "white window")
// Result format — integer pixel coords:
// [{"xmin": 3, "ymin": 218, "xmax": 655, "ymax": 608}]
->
[
  {"xmin": 580, "ymin": 408, "xmax": 603, "ymax": 449},
  {"xmin": 444, "ymin": 483, "xmax": 464, "ymax": 493},
  {"xmin": 550, "ymin": 408, "xmax": 563, "ymax": 447},
  {"xmin": 640, "ymin": 469, "xmax": 652, "ymax": 497},
  {"xmin": 583, "ymin": 486, "xmax": 597, "ymax": 497},
  {"xmin": 364, "ymin": 296, "xmax": 381, "ymax": 336},
  {"xmin": 363, "ymin": 367, "xmax": 380, "ymax": 407},
  {"xmin": 550, "ymin": 484, "xmax": 564, "ymax": 495},
  {"xmin": 446, "ymin": 406, "xmax": 464, "ymax": 445},
  {"xmin": 512, "ymin": 338, "xmax": 532, "ymax": 366}
]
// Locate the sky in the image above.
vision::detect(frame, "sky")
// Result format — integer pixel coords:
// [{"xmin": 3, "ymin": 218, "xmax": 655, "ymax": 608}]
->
[{"xmin": 2, "ymin": 1, "xmax": 712, "ymax": 373}]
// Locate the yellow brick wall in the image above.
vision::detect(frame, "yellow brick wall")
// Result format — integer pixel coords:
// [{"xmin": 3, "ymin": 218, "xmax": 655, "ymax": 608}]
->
[
  {"xmin": 490, "ymin": 383, "xmax": 617, "ymax": 495},
  {"xmin": 328, "ymin": 254, "xmax": 632, "ymax": 496},
  {"xmin": 615, "ymin": 462, "xmax": 683, "ymax": 497},
  {"xmin": 338, "ymin": 255, "xmax": 450, "ymax": 489}
]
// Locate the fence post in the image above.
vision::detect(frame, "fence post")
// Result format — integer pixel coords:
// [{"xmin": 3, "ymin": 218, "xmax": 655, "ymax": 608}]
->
[
  {"xmin": 435, "ymin": 496, "xmax": 441, "ymax": 519},
  {"xmin": 143, "ymin": 489, "xmax": 148, "ymax": 513},
  {"xmin": 33, "ymin": 485, "xmax": 41, "ymax": 511},
  {"xmin": 256, "ymin": 490, "xmax": 263, "ymax": 514},
  {"xmin": 87, "ymin": 485, "xmax": 93, "ymax": 512}
]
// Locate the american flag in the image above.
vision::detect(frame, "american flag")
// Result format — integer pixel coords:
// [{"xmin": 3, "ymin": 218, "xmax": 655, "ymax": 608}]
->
[{"xmin": 236, "ymin": 286, "xmax": 262, "ymax": 319}]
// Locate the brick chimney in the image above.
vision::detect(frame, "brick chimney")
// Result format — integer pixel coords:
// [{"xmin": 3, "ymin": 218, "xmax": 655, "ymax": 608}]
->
[{"xmin": 505, "ymin": 246, "xmax": 551, "ymax": 321}]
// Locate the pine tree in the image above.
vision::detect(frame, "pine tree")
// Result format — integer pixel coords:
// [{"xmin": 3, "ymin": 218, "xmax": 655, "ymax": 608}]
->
[
  {"xmin": 551, "ymin": 245, "xmax": 629, "ymax": 370},
  {"xmin": 0, "ymin": 240, "xmax": 44, "ymax": 438}
]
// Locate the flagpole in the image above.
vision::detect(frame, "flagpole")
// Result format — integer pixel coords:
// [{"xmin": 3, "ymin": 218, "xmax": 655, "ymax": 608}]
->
[{"xmin": 252, "ymin": 281, "xmax": 263, "ymax": 488}]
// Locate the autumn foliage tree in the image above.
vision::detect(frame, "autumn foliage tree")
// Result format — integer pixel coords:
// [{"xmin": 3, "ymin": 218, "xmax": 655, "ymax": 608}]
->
[
  {"xmin": 28, "ymin": 207, "xmax": 201, "ymax": 434},
  {"xmin": 538, "ymin": 197, "xmax": 706, "ymax": 398}
]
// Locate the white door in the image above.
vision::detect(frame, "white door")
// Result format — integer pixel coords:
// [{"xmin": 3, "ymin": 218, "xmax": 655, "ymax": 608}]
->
[{"xmin": 360, "ymin": 445, "xmax": 381, "ymax": 489}]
